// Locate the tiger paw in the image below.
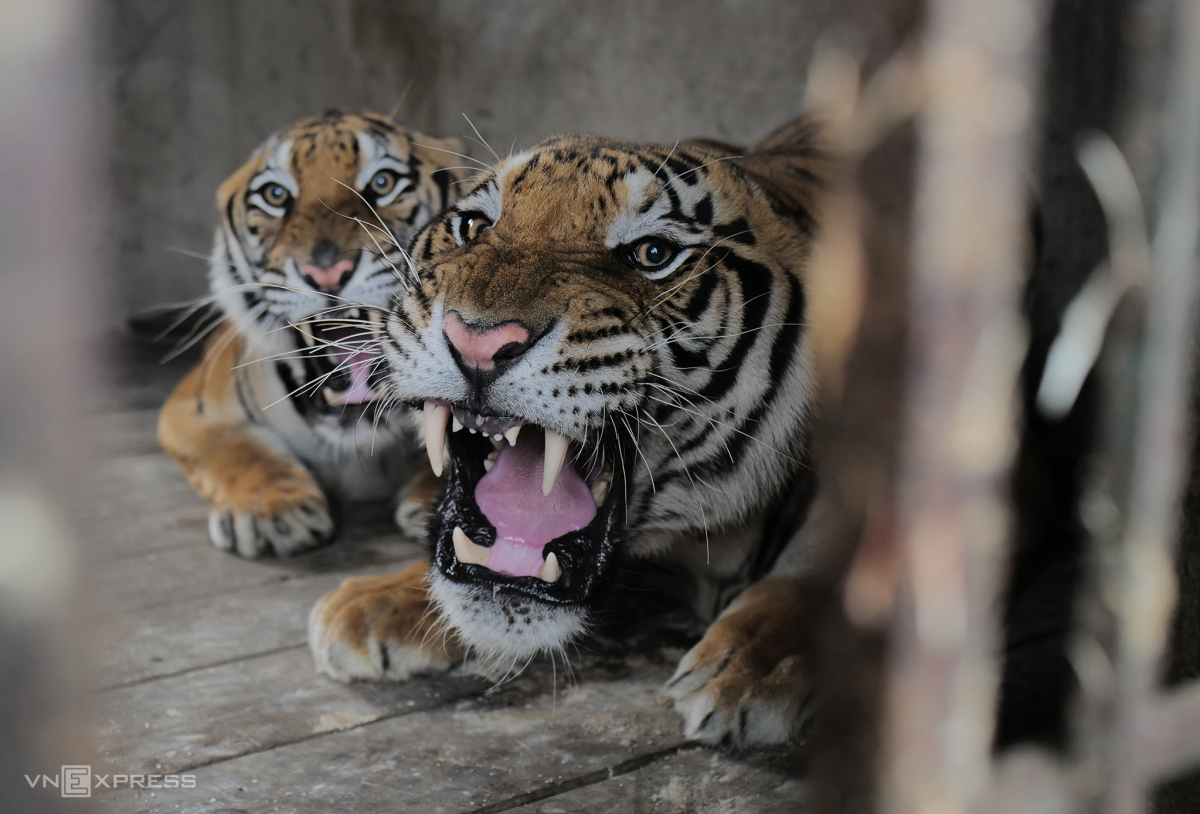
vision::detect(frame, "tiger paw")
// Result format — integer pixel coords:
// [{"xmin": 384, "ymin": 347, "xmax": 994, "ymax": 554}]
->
[
  {"xmin": 208, "ymin": 472, "xmax": 334, "ymax": 558},
  {"xmin": 664, "ymin": 575, "xmax": 815, "ymax": 748},
  {"xmin": 308, "ymin": 561, "xmax": 462, "ymax": 682}
]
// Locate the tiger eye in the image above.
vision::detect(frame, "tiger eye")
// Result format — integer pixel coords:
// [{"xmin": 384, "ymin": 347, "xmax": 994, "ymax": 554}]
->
[
  {"xmin": 634, "ymin": 239, "xmax": 674, "ymax": 268},
  {"xmin": 262, "ymin": 184, "xmax": 290, "ymax": 208},
  {"xmin": 370, "ymin": 170, "xmax": 398, "ymax": 197},
  {"xmin": 460, "ymin": 213, "xmax": 492, "ymax": 242}
]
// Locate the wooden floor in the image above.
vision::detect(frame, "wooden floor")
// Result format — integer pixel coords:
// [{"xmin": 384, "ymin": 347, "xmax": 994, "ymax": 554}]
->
[{"xmin": 85, "ymin": 336, "xmax": 808, "ymax": 813}]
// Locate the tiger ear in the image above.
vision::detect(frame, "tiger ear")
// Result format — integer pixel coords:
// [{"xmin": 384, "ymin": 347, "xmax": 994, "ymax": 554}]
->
[{"xmin": 735, "ymin": 117, "xmax": 828, "ymax": 230}]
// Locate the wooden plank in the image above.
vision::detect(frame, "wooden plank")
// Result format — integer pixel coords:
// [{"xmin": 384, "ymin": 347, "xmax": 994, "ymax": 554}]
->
[
  {"xmin": 498, "ymin": 746, "xmax": 808, "ymax": 814},
  {"xmin": 94, "ymin": 558, "xmax": 423, "ymax": 688},
  {"xmin": 98, "ymin": 655, "xmax": 691, "ymax": 814},
  {"xmin": 86, "ymin": 408, "xmax": 165, "ymax": 458},
  {"xmin": 87, "ymin": 514, "xmax": 420, "ymax": 614},
  {"xmin": 90, "ymin": 506, "xmax": 213, "ymax": 563},
  {"xmin": 84, "ymin": 455, "xmax": 406, "ymax": 564},
  {"xmin": 86, "ymin": 453, "xmax": 200, "ymax": 518},
  {"xmin": 99, "ymin": 646, "xmax": 488, "ymax": 775},
  {"xmin": 84, "ymin": 453, "xmax": 211, "ymax": 562}
]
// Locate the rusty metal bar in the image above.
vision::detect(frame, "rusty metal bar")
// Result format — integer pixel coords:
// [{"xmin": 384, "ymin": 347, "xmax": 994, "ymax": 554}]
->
[
  {"xmin": 878, "ymin": 0, "xmax": 1050, "ymax": 812},
  {"xmin": 1104, "ymin": 0, "xmax": 1200, "ymax": 809}
]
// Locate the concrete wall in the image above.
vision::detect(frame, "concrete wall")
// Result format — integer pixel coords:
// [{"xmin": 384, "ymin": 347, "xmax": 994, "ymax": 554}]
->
[{"xmin": 102, "ymin": 0, "xmax": 839, "ymax": 320}]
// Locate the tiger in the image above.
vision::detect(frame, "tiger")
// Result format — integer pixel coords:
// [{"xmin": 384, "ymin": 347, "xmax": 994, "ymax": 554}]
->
[
  {"xmin": 307, "ymin": 117, "xmax": 841, "ymax": 747},
  {"xmin": 158, "ymin": 110, "xmax": 470, "ymax": 558}
]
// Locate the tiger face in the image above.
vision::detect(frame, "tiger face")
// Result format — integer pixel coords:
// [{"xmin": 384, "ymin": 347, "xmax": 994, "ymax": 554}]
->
[
  {"xmin": 210, "ymin": 110, "xmax": 468, "ymax": 423},
  {"xmin": 381, "ymin": 124, "xmax": 826, "ymax": 664}
]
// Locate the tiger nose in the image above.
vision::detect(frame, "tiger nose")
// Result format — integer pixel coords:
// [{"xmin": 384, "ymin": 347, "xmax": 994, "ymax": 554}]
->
[
  {"xmin": 300, "ymin": 259, "xmax": 355, "ymax": 293},
  {"xmin": 443, "ymin": 310, "xmax": 533, "ymax": 373}
]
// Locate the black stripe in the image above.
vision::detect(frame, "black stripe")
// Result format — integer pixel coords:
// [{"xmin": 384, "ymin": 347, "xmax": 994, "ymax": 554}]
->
[
  {"xmin": 679, "ymin": 265, "xmax": 720, "ymax": 323},
  {"xmin": 696, "ymin": 253, "xmax": 773, "ymax": 402},
  {"xmin": 663, "ymin": 154, "xmax": 698, "ymax": 185},
  {"xmin": 430, "ymin": 168, "xmax": 452, "ymax": 210},
  {"xmin": 694, "ymin": 270, "xmax": 805, "ymax": 477},
  {"xmin": 712, "ymin": 218, "xmax": 756, "ymax": 246}
]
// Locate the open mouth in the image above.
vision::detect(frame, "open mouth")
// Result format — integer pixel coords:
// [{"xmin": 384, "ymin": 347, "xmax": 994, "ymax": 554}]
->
[
  {"xmin": 422, "ymin": 400, "xmax": 624, "ymax": 605},
  {"xmin": 292, "ymin": 308, "xmax": 385, "ymax": 418}
]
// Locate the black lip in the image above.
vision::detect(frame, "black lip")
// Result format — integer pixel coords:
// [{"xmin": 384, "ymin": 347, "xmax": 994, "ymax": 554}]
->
[{"xmin": 429, "ymin": 423, "xmax": 626, "ymax": 606}]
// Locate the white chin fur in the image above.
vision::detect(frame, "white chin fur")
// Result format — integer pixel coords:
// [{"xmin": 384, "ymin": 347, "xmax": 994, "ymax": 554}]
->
[{"xmin": 427, "ymin": 570, "xmax": 587, "ymax": 672}]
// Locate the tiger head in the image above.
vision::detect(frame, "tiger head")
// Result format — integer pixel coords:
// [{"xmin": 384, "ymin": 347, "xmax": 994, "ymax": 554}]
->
[
  {"xmin": 384, "ymin": 121, "xmax": 827, "ymax": 664},
  {"xmin": 210, "ymin": 110, "xmax": 469, "ymax": 421}
]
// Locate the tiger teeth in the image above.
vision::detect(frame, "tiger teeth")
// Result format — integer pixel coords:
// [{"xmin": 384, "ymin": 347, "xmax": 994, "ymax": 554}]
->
[
  {"xmin": 542, "ymin": 429, "xmax": 569, "ymax": 496},
  {"xmin": 504, "ymin": 426, "xmax": 521, "ymax": 446},
  {"xmin": 423, "ymin": 401, "xmax": 450, "ymax": 477},
  {"xmin": 451, "ymin": 415, "xmax": 463, "ymax": 433},
  {"xmin": 368, "ymin": 309, "xmax": 383, "ymax": 328},
  {"xmin": 347, "ymin": 307, "xmax": 362, "ymax": 319},
  {"xmin": 590, "ymin": 476, "xmax": 610, "ymax": 507},
  {"xmin": 452, "ymin": 527, "xmax": 490, "ymax": 567},
  {"xmin": 484, "ymin": 450, "xmax": 497, "ymax": 472},
  {"xmin": 323, "ymin": 387, "xmax": 342, "ymax": 406},
  {"xmin": 539, "ymin": 552, "xmax": 560, "ymax": 583}
]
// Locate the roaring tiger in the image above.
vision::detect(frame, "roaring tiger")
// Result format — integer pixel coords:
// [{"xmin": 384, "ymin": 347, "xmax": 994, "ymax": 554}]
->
[
  {"xmin": 308, "ymin": 118, "xmax": 837, "ymax": 746},
  {"xmin": 159, "ymin": 110, "xmax": 469, "ymax": 558}
]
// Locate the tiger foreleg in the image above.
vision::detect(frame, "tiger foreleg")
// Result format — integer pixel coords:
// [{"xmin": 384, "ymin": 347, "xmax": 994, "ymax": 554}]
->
[
  {"xmin": 158, "ymin": 325, "xmax": 334, "ymax": 558},
  {"xmin": 665, "ymin": 574, "xmax": 820, "ymax": 748},
  {"xmin": 308, "ymin": 560, "xmax": 462, "ymax": 681}
]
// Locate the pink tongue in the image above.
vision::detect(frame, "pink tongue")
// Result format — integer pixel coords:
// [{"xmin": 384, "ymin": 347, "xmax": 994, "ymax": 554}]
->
[
  {"xmin": 333, "ymin": 348, "xmax": 377, "ymax": 404},
  {"xmin": 475, "ymin": 429, "xmax": 596, "ymax": 577}
]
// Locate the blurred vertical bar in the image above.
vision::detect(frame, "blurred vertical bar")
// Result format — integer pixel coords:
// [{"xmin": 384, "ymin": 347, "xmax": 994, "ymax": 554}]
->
[
  {"xmin": 879, "ymin": 0, "xmax": 1049, "ymax": 813},
  {"xmin": 0, "ymin": 0, "xmax": 99, "ymax": 811},
  {"xmin": 1105, "ymin": 0, "xmax": 1200, "ymax": 810}
]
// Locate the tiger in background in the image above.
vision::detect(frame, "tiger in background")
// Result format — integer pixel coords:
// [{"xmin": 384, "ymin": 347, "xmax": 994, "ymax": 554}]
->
[
  {"xmin": 309, "ymin": 118, "xmax": 845, "ymax": 747},
  {"xmin": 159, "ymin": 110, "xmax": 470, "ymax": 558}
]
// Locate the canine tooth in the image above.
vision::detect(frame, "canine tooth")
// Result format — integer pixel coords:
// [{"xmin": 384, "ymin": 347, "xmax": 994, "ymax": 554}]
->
[
  {"xmin": 451, "ymin": 415, "xmax": 463, "ymax": 433},
  {"xmin": 591, "ymin": 478, "xmax": 610, "ymax": 507},
  {"xmin": 542, "ymin": 428, "xmax": 569, "ymax": 496},
  {"xmin": 504, "ymin": 426, "xmax": 521, "ymax": 447},
  {"xmin": 483, "ymin": 457, "xmax": 494, "ymax": 472},
  {"xmin": 300, "ymin": 329, "xmax": 316, "ymax": 347},
  {"xmin": 452, "ymin": 527, "xmax": 490, "ymax": 567},
  {"xmin": 319, "ymin": 386, "xmax": 348, "ymax": 405},
  {"xmin": 423, "ymin": 401, "xmax": 450, "ymax": 477},
  {"xmin": 539, "ymin": 552, "xmax": 560, "ymax": 583},
  {"xmin": 347, "ymin": 307, "xmax": 361, "ymax": 319},
  {"xmin": 368, "ymin": 309, "xmax": 383, "ymax": 327}
]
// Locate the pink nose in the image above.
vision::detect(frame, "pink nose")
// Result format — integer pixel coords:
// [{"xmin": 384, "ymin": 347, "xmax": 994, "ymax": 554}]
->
[
  {"xmin": 443, "ymin": 310, "xmax": 531, "ymax": 372},
  {"xmin": 299, "ymin": 259, "xmax": 355, "ymax": 293}
]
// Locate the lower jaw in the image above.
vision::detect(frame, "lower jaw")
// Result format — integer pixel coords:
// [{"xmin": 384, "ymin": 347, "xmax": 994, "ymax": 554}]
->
[
  {"xmin": 426, "ymin": 574, "xmax": 590, "ymax": 665},
  {"xmin": 428, "ymin": 429, "xmax": 626, "ymax": 607}
]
